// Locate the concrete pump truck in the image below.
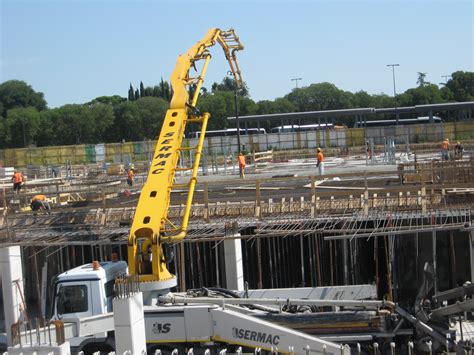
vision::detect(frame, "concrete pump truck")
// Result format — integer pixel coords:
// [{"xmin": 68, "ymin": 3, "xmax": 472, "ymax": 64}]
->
[{"xmin": 32, "ymin": 29, "xmax": 360, "ymax": 355}]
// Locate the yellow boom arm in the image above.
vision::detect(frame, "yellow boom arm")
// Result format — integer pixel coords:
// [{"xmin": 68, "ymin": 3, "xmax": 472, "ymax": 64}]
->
[{"xmin": 127, "ymin": 29, "xmax": 244, "ymax": 284}]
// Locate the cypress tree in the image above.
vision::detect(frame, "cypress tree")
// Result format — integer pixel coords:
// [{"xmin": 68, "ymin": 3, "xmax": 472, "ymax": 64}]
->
[
  {"xmin": 135, "ymin": 89, "xmax": 140, "ymax": 100},
  {"xmin": 160, "ymin": 78, "xmax": 171, "ymax": 101},
  {"xmin": 140, "ymin": 81, "xmax": 145, "ymax": 98},
  {"xmin": 128, "ymin": 83, "xmax": 135, "ymax": 101}
]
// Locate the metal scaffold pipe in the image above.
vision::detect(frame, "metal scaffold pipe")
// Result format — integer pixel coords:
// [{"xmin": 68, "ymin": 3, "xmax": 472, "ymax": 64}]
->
[{"xmin": 159, "ymin": 294, "xmax": 395, "ymax": 309}]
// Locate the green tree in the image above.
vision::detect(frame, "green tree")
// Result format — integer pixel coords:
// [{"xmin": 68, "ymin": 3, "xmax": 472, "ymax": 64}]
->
[
  {"xmin": 197, "ymin": 91, "xmax": 233, "ymax": 130},
  {"xmin": 4, "ymin": 107, "xmax": 41, "ymax": 148},
  {"xmin": 135, "ymin": 97, "xmax": 169, "ymax": 139},
  {"xmin": 417, "ymin": 72, "xmax": 428, "ymax": 87},
  {"xmin": 112, "ymin": 101, "xmax": 142, "ymax": 142},
  {"xmin": 370, "ymin": 94, "xmax": 396, "ymax": 108},
  {"xmin": 140, "ymin": 81, "xmax": 145, "ymax": 98},
  {"xmin": 53, "ymin": 105, "xmax": 89, "ymax": 144},
  {"xmin": 398, "ymin": 84, "xmax": 444, "ymax": 106},
  {"xmin": 144, "ymin": 87, "xmax": 153, "ymax": 97},
  {"xmin": 443, "ymin": 71, "xmax": 474, "ymax": 102},
  {"xmin": 88, "ymin": 103, "xmax": 115, "ymax": 143},
  {"xmin": 48, "ymin": 104, "xmax": 113, "ymax": 145},
  {"xmin": 211, "ymin": 77, "xmax": 250, "ymax": 97},
  {"xmin": 0, "ymin": 80, "xmax": 47, "ymax": 117},
  {"xmin": 285, "ymin": 83, "xmax": 353, "ymax": 112},
  {"xmin": 352, "ymin": 90, "xmax": 373, "ymax": 108},
  {"xmin": 159, "ymin": 78, "xmax": 171, "ymax": 102},
  {"xmin": 35, "ymin": 109, "xmax": 57, "ymax": 147},
  {"xmin": 88, "ymin": 95, "xmax": 126, "ymax": 106}
]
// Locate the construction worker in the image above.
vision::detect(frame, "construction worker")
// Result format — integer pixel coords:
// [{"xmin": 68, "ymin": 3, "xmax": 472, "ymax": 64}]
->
[
  {"xmin": 316, "ymin": 147, "xmax": 325, "ymax": 175},
  {"xmin": 441, "ymin": 138, "xmax": 450, "ymax": 160},
  {"xmin": 30, "ymin": 194, "xmax": 51, "ymax": 213},
  {"xmin": 454, "ymin": 141, "xmax": 464, "ymax": 159},
  {"xmin": 238, "ymin": 152, "xmax": 246, "ymax": 179},
  {"xmin": 11, "ymin": 170, "xmax": 24, "ymax": 194},
  {"xmin": 127, "ymin": 167, "xmax": 135, "ymax": 186}
]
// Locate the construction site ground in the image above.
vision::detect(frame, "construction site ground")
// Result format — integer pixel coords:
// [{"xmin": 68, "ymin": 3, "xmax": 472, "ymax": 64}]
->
[{"xmin": 1, "ymin": 146, "xmax": 473, "ymax": 350}]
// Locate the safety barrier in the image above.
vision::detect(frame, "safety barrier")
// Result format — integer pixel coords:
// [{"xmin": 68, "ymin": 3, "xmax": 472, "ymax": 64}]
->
[{"xmin": 252, "ymin": 150, "xmax": 273, "ymax": 169}]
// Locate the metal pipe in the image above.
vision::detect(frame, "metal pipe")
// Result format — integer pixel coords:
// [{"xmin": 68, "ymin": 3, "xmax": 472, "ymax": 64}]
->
[
  {"xmin": 159, "ymin": 294, "xmax": 394, "ymax": 309},
  {"xmin": 431, "ymin": 298, "xmax": 474, "ymax": 317},
  {"xmin": 395, "ymin": 305, "xmax": 462, "ymax": 352}
]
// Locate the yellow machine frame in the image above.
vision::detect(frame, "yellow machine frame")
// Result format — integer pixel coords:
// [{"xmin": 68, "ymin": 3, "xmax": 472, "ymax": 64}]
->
[{"xmin": 127, "ymin": 29, "xmax": 244, "ymax": 284}]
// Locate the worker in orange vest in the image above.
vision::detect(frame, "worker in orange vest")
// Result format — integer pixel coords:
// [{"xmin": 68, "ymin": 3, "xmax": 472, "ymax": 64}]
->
[
  {"xmin": 11, "ymin": 170, "xmax": 24, "ymax": 194},
  {"xmin": 441, "ymin": 138, "xmax": 450, "ymax": 160},
  {"xmin": 316, "ymin": 148, "xmax": 325, "ymax": 175},
  {"xmin": 30, "ymin": 194, "xmax": 51, "ymax": 213},
  {"xmin": 238, "ymin": 152, "xmax": 246, "ymax": 179},
  {"xmin": 127, "ymin": 168, "xmax": 135, "ymax": 186}
]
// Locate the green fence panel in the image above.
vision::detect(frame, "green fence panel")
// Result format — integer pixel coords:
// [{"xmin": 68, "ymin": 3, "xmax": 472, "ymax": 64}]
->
[
  {"xmin": 85, "ymin": 144, "xmax": 96, "ymax": 163},
  {"xmin": 133, "ymin": 142, "xmax": 146, "ymax": 161}
]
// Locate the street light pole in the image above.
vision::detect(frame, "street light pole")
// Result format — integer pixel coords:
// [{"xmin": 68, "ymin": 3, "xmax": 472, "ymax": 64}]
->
[
  {"xmin": 386, "ymin": 64, "xmax": 399, "ymax": 97},
  {"xmin": 441, "ymin": 75, "xmax": 451, "ymax": 84},
  {"xmin": 291, "ymin": 78, "xmax": 302, "ymax": 89},
  {"xmin": 234, "ymin": 89, "xmax": 241, "ymax": 154},
  {"xmin": 228, "ymin": 70, "xmax": 242, "ymax": 154},
  {"xmin": 387, "ymin": 64, "xmax": 400, "ymax": 124}
]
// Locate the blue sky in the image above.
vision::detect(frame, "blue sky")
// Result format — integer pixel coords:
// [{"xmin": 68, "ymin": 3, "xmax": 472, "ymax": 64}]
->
[{"xmin": 1, "ymin": 0, "xmax": 473, "ymax": 108}]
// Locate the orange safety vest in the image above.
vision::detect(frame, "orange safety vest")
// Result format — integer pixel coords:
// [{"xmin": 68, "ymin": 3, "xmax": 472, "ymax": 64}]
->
[
  {"xmin": 127, "ymin": 170, "xmax": 134, "ymax": 180},
  {"xmin": 12, "ymin": 172, "xmax": 23, "ymax": 184},
  {"xmin": 238, "ymin": 155, "xmax": 246, "ymax": 167},
  {"xmin": 317, "ymin": 152, "xmax": 325, "ymax": 162},
  {"xmin": 441, "ymin": 141, "xmax": 449, "ymax": 150},
  {"xmin": 32, "ymin": 194, "xmax": 46, "ymax": 202}
]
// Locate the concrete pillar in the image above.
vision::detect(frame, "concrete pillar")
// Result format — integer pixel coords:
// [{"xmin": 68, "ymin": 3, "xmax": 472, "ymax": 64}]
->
[
  {"xmin": 0, "ymin": 246, "xmax": 24, "ymax": 346},
  {"xmin": 113, "ymin": 292, "xmax": 146, "ymax": 355},
  {"xmin": 224, "ymin": 234, "xmax": 244, "ymax": 291}
]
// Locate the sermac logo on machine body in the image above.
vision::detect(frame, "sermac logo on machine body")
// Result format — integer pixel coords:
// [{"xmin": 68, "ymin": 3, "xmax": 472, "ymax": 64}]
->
[
  {"xmin": 232, "ymin": 327, "xmax": 280, "ymax": 345},
  {"xmin": 151, "ymin": 131, "xmax": 175, "ymax": 175}
]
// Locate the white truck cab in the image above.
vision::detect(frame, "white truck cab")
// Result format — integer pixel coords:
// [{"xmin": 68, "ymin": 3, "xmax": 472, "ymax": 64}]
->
[{"xmin": 52, "ymin": 260, "xmax": 128, "ymax": 320}]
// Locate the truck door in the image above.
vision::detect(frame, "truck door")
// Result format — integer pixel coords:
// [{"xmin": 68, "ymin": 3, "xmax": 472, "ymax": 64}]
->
[{"xmin": 54, "ymin": 281, "xmax": 93, "ymax": 319}]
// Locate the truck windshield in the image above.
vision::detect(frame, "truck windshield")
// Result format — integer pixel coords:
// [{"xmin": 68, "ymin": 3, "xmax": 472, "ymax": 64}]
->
[{"xmin": 57, "ymin": 285, "xmax": 88, "ymax": 314}]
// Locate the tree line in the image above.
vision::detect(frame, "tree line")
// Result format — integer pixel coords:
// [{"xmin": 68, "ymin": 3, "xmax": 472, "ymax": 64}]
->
[{"xmin": 0, "ymin": 71, "xmax": 472, "ymax": 149}]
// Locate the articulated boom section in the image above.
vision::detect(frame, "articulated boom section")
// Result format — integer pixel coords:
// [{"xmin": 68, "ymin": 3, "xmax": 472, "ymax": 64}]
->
[
  {"xmin": 128, "ymin": 28, "xmax": 244, "ymax": 284},
  {"xmin": 143, "ymin": 306, "xmax": 350, "ymax": 355}
]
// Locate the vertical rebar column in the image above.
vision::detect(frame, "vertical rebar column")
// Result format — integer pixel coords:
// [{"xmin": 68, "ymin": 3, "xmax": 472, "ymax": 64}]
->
[
  {"xmin": 343, "ymin": 239, "xmax": 349, "ymax": 285},
  {"xmin": 470, "ymin": 230, "xmax": 474, "ymax": 285},
  {"xmin": 432, "ymin": 213, "xmax": 438, "ymax": 294},
  {"xmin": 300, "ymin": 235, "xmax": 305, "ymax": 287},
  {"xmin": 257, "ymin": 237, "xmax": 263, "ymax": 289}
]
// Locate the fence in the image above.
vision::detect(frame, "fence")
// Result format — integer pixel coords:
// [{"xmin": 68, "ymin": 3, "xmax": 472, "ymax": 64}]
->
[{"xmin": 1, "ymin": 122, "xmax": 474, "ymax": 167}]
